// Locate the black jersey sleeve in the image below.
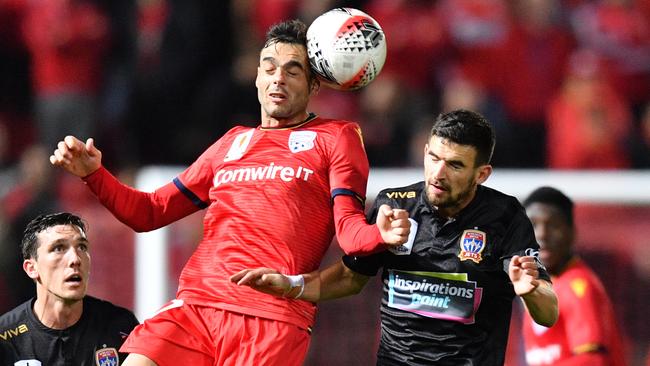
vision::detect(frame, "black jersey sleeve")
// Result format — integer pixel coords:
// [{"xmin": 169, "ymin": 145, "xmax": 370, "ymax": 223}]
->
[{"xmin": 499, "ymin": 202, "xmax": 551, "ymax": 282}]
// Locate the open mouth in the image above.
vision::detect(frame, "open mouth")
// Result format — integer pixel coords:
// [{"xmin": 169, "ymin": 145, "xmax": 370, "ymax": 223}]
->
[{"xmin": 65, "ymin": 274, "xmax": 83, "ymax": 283}]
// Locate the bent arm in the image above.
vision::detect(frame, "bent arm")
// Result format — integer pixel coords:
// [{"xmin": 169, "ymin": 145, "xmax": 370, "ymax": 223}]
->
[
  {"xmin": 520, "ymin": 279, "xmax": 558, "ymax": 327},
  {"xmin": 230, "ymin": 261, "xmax": 370, "ymax": 303},
  {"xmin": 333, "ymin": 195, "xmax": 410, "ymax": 255},
  {"xmin": 83, "ymin": 166, "xmax": 200, "ymax": 232},
  {"xmin": 306, "ymin": 260, "xmax": 370, "ymax": 302}
]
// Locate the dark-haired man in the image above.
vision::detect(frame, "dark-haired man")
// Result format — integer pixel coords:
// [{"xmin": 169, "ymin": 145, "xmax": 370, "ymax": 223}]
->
[
  {"xmin": 521, "ymin": 186, "xmax": 627, "ymax": 366},
  {"xmin": 50, "ymin": 18, "xmax": 410, "ymax": 366},
  {"xmin": 0, "ymin": 212, "xmax": 139, "ymax": 366},
  {"xmin": 233, "ymin": 109, "xmax": 559, "ymax": 366}
]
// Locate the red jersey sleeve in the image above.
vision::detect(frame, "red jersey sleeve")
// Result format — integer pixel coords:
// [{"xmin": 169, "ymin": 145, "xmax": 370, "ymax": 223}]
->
[
  {"xmin": 175, "ymin": 139, "xmax": 223, "ymax": 206},
  {"xmin": 82, "ymin": 166, "xmax": 199, "ymax": 232},
  {"xmin": 329, "ymin": 123, "xmax": 384, "ymax": 255}
]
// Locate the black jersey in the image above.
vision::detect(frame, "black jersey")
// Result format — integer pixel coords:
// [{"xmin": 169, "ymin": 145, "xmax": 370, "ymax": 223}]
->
[
  {"xmin": 344, "ymin": 182, "xmax": 550, "ymax": 366},
  {"xmin": 0, "ymin": 296, "xmax": 139, "ymax": 366}
]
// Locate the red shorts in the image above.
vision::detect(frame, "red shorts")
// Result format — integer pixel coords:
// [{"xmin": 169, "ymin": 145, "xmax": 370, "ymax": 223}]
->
[{"xmin": 120, "ymin": 299, "xmax": 311, "ymax": 366}]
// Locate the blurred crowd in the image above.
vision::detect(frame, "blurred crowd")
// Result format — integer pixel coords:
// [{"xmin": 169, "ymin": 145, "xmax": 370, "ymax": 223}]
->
[
  {"xmin": 0, "ymin": 0, "xmax": 648, "ymax": 173},
  {"xmin": 0, "ymin": 0, "xmax": 649, "ymax": 363}
]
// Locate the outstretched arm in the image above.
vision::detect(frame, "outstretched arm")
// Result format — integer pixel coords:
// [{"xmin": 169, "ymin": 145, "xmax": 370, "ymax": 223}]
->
[
  {"xmin": 509, "ymin": 255, "xmax": 558, "ymax": 327},
  {"xmin": 230, "ymin": 261, "xmax": 370, "ymax": 302},
  {"xmin": 50, "ymin": 136, "xmax": 199, "ymax": 231}
]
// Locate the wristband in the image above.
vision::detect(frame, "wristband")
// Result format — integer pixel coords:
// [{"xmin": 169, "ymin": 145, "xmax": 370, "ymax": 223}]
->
[{"xmin": 285, "ymin": 275, "xmax": 305, "ymax": 299}]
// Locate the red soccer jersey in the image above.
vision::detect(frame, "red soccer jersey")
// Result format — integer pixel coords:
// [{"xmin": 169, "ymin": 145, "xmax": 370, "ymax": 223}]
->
[
  {"xmin": 522, "ymin": 258, "xmax": 627, "ymax": 366},
  {"xmin": 173, "ymin": 116, "xmax": 370, "ymax": 330}
]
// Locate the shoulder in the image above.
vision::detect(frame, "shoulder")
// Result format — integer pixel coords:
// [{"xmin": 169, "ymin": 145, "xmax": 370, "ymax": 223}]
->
[
  {"xmin": 307, "ymin": 117, "xmax": 361, "ymax": 134},
  {"xmin": 0, "ymin": 299, "xmax": 32, "ymax": 328},
  {"xmin": 475, "ymin": 185, "xmax": 527, "ymax": 220},
  {"xmin": 84, "ymin": 296, "xmax": 138, "ymax": 324},
  {"xmin": 557, "ymin": 259, "xmax": 608, "ymax": 298},
  {"xmin": 374, "ymin": 181, "xmax": 424, "ymax": 209}
]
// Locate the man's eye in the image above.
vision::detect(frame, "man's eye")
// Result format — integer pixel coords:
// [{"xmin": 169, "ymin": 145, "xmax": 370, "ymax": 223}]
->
[{"xmin": 79, "ymin": 244, "xmax": 89, "ymax": 252}]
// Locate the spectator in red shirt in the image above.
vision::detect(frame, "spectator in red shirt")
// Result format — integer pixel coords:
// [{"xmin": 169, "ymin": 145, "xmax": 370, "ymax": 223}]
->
[{"xmin": 21, "ymin": 0, "xmax": 111, "ymax": 148}]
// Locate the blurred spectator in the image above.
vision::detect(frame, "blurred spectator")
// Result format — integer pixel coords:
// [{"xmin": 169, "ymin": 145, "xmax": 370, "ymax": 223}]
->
[
  {"xmin": 365, "ymin": 0, "xmax": 447, "ymax": 92},
  {"xmin": 356, "ymin": 75, "xmax": 421, "ymax": 166},
  {"xmin": 570, "ymin": 0, "xmax": 650, "ymax": 117},
  {"xmin": 491, "ymin": 0, "xmax": 574, "ymax": 167},
  {"xmin": 22, "ymin": 0, "xmax": 112, "ymax": 148},
  {"xmin": 127, "ymin": 0, "xmax": 233, "ymax": 165},
  {"xmin": 439, "ymin": 0, "xmax": 510, "ymax": 92},
  {"xmin": 546, "ymin": 49, "xmax": 633, "ymax": 169},
  {"xmin": 437, "ymin": 69, "xmax": 506, "ymax": 165}
]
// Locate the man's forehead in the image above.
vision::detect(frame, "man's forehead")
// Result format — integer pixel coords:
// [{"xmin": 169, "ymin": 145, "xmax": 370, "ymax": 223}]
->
[
  {"xmin": 429, "ymin": 136, "xmax": 477, "ymax": 157},
  {"xmin": 40, "ymin": 224, "xmax": 87, "ymax": 240},
  {"xmin": 260, "ymin": 43, "xmax": 307, "ymax": 62}
]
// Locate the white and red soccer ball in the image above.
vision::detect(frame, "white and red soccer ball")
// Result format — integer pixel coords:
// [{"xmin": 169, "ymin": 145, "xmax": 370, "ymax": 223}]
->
[{"xmin": 307, "ymin": 8, "xmax": 387, "ymax": 91}]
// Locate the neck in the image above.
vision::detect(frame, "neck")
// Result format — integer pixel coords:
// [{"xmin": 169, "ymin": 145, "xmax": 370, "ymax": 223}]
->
[
  {"xmin": 261, "ymin": 112, "xmax": 311, "ymax": 128},
  {"xmin": 33, "ymin": 292, "xmax": 83, "ymax": 330}
]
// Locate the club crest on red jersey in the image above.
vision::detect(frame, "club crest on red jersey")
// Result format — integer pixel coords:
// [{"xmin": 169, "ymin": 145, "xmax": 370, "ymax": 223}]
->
[
  {"xmin": 224, "ymin": 130, "xmax": 254, "ymax": 162},
  {"xmin": 288, "ymin": 131, "xmax": 317, "ymax": 153},
  {"xmin": 95, "ymin": 347, "xmax": 119, "ymax": 366},
  {"xmin": 458, "ymin": 229, "xmax": 486, "ymax": 263}
]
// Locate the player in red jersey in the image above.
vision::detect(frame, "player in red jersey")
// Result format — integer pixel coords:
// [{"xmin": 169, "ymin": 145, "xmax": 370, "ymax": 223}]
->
[
  {"xmin": 521, "ymin": 187, "xmax": 627, "ymax": 366},
  {"xmin": 49, "ymin": 19, "xmax": 411, "ymax": 366}
]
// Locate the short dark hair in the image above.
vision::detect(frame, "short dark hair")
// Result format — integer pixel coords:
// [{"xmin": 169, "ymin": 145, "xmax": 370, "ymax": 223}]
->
[
  {"xmin": 264, "ymin": 19, "xmax": 308, "ymax": 49},
  {"xmin": 430, "ymin": 109, "xmax": 496, "ymax": 166},
  {"xmin": 523, "ymin": 186, "xmax": 574, "ymax": 226},
  {"xmin": 22, "ymin": 212, "xmax": 87, "ymax": 260}
]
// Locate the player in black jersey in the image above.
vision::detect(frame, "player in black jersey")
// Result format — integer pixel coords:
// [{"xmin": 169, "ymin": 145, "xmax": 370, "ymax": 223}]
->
[
  {"xmin": 0, "ymin": 212, "xmax": 139, "ymax": 366},
  {"xmin": 232, "ymin": 109, "xmax": 559, "ymax": 366}
]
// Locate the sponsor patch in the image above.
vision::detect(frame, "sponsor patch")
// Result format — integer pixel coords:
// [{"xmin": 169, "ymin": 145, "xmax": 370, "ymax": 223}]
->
[
  {"xmin": 388, "ymin": 219, "xmax": 418, "ymax": 256},
  {"xmin": 95, "ymin": 348, "xmax": 119, "ymax": 366},
  {"xmin": 288, "ymin": 131, "xmax": 317, "ymax": 153},
  {"xmin": 224, "ymin": 129, "xmax": 254, "ymax": 162},
  {"xmin": 387, "ymin": 270, "xmax": 483, "ymax": 324},
  {"xmin": 458, "ymin": 229, "xmax": 486, "ymax": 263}
]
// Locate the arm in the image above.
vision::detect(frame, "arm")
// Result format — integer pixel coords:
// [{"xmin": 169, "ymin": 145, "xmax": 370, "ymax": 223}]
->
[
  {"xmin": 50, "ymin": 136, "xmax": 199, "ymax": 231},
  {"xmin": 230, "ymin": 260, "xmax": 370, "ymax": 302},
  {"xmin": 333, "ymin": 195, "xmax": 411, "ymax": 255},
  {"xmin": 509, "ymin": 255, "xmax": 558, "ymax": 327}
]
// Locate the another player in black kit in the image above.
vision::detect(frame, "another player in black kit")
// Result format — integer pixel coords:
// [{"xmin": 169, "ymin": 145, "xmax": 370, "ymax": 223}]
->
[
  {"xmin": 0, "ymin": 212, "xmax": 139, "ymax": 366},
  {"xmin": 232, "ymin": 109, "xmax": 559, "ymax": 365}
]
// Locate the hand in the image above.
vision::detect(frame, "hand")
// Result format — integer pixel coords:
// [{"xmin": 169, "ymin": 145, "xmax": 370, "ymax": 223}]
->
[
  {"xmin": 229, "ymin": 268, "xmax": 291, "ymax": 298},
  {"xmin": 509, "ymin": 255, "xmax": 540, "ymax": 296},
  {"xmin": 49, "ymin": 136, "xmax": 102, "ymax": 177},
  {"xmin": 376, "ymin": 204, "xmax": 411, "ymax": 246}
]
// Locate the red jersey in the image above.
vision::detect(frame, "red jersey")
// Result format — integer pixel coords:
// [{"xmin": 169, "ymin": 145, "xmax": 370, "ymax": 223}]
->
[
  {"xmin": 84, "ymin": 115, "xmax": 382, "ymax": 330},
  {"xmin": 522, "ymin": 258, "xmax": 627, "ymax": 366}
]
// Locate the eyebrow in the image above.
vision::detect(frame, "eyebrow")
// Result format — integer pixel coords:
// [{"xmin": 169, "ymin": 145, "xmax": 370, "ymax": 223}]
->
[
  {"xmin": 428, "ymin": 150, "xmax": 467, "ymax": 168},
  {"xmin": 261, "ymin": 57, "xmax": 306, "ymax": 71}
]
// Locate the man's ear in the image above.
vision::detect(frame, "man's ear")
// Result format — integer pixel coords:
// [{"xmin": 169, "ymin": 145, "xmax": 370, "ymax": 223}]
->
[
  {"xmin": 23, "ymin": 259, "xmax": 39, "ymax": 280},
  {"xmin": 476, "ymin": 164, "xmax": 493, "ymax": 185},
  {"xmin": 310, "ymin": 78, "xmax": 320, "ymax": 95}
]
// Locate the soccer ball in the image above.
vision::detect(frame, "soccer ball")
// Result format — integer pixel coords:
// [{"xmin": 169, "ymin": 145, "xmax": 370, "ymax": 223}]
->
[{"xmin": 307, "ymin": 8, "xmax": 387, "ymax": 91}]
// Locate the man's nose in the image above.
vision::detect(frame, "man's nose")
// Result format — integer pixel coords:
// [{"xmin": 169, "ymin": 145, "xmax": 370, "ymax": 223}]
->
[
  {"xmin": 272, "ymin": 69, "xmax": 286, "ymax": 84},
  {"xmin": 66, "ymin": 248, "xmax": 82, "ymax": 267},
  {"xmin": 430, "ymin": 161, "xmax": 446, "ymax": 179}
]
